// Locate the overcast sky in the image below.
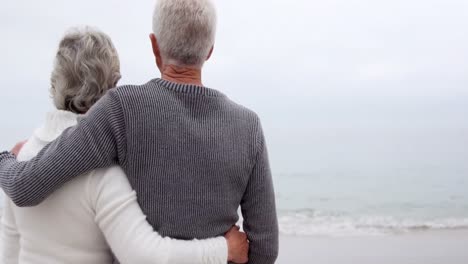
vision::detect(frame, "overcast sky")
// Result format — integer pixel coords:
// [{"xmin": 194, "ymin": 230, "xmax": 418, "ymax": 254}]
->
[{"xmin": 1, "ymin": 0, "xmax": 467, "ymax": 173}]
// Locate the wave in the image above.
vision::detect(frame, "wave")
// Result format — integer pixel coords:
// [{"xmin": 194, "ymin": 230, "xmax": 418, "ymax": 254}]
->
[{"xmin": 276, "ymin": 209, "xmax": 468, "ymax": 237}]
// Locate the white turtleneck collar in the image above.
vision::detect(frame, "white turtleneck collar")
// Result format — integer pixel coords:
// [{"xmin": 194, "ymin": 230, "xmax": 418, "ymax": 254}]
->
[{"xmin": 33, "ymin": 110, "xmax": 80, "ymax": 143}]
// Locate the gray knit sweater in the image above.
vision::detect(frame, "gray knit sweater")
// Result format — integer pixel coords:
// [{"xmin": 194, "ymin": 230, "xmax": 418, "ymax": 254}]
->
[{"xmin": 0, "ymin": 78, "xmax": 278, "ymax": 263}]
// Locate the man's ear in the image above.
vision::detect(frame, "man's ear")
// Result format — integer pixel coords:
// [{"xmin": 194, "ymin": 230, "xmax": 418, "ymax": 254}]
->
[
  {"xmin": 206, "ymin": 45, "xmax": 214, "ymax": 61},
  {"xmin": 149, "ymin": 33, "xmax": 163, "ymax": 69}
]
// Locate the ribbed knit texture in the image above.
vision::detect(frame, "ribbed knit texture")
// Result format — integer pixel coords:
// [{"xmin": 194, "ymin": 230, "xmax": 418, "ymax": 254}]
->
[{"xmin": 0, "ymin": 78, "xmax": 279, "ymax": 264}]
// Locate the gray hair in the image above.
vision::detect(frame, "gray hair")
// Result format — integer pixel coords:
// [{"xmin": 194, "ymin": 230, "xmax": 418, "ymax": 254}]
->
[
  {"xmin": 50, "ymin": 27, "xmax": 121, "ymax": 114},
  {"xmin": 152, "ymin": 0, "xmax": 217, "ymax": 67}
]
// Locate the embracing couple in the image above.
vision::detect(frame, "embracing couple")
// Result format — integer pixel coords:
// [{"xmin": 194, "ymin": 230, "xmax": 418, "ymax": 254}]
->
[{"xmin": 0, "ymin": 0, "xmax": 278, "ymax": 263}]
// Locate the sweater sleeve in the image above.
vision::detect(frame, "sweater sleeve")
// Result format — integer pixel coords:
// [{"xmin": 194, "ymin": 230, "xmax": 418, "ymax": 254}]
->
[
  {"xmin": 0, "ymin": 89, "xmax": 126, "ymax": 207},
  {"xmin": 0, "ymin": 198, "xmax": 20, "ymax": 264},
  {"xmin": 89, "ymin": 166, "xmax": 228, "ymax": 264},
  {"xmin": 240, "ymin": 119, "xmax": 279, "ymax": 264}
]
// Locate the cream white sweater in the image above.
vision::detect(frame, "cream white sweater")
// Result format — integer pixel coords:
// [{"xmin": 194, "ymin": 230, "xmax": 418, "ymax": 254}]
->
[{"xmin": 0, "ymin": 110, "xmax": 227, "ymax": 264}]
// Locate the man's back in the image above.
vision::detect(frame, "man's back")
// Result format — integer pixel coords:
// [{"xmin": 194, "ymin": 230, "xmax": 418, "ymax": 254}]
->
[
  {"xmin": 0, "ymin": 78, "xmax": 279, "ymax": 263},
  {"xmin": 119, "ymin": 79, "xmax": 258, "ymax": 239}
]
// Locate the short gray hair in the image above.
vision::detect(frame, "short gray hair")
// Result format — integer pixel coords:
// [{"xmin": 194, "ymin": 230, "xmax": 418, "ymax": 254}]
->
[
  {"xmin": 152, "ymin": 0, "xmax": 217, "ymax": 67},
  {"xmin": 50, "ymin": 27, "xmax": 121, "ymax": 114}
]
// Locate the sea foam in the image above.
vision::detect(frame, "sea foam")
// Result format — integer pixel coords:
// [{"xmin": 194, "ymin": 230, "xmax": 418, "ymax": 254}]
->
[{"xmin": 277, "ymin": 209, "xmax": 468, "ymax": 236}]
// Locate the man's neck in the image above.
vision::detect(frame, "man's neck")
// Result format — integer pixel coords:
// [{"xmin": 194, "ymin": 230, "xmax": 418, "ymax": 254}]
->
[{"xmin": 161, "ymin": 64, "xmax": 203, "ymax": 86}]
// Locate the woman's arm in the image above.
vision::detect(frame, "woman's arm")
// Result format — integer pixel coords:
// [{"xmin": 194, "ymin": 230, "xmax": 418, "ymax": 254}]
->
[
  {"xmin": 0, "ymin": 198, "xmax": 20, "ymax": 263},
  {"xmin": 88, "ymin": 166, "xmax": 238, "ymax": 264}
]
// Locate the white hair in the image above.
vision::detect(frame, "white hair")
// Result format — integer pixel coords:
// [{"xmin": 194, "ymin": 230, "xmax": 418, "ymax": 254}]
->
[
  {"xmin": 50, "ymin": 27, "xmax": 121, "ymax": 114},
  {"xmin": 152, "ymin": 0, "xmax": 217, "ymax": 67}
]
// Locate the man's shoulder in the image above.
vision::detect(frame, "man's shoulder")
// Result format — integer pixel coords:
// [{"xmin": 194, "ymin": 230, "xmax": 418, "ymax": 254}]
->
[
  {"xmin": 112, "ymin": 80, "xmax": 157, "ymax": 96},
  {"xmin": 109, "ymin": 79, "xmax": 262, "ymax": 124},
  {"xmin": 110, "ymin": 79, "xmax": 175, "ymax": 105},
  {"xmin": 221, "ymin": 97, "xmax": 261, "ymax": 124}
]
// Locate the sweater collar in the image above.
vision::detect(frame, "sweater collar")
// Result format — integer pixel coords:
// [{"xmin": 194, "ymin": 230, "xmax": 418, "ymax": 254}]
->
[
  {"xmin": 153, "ymin": 78, "xmax": 225, "ymax": 97},
  {"xmin": 34, "ymin": 110, "xmax": 79, "ymax": 142}
]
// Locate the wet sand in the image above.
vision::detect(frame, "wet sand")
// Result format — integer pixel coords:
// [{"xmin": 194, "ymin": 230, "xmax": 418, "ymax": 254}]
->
[{"xmin": 278, "ymin": 230, "xmax": 468, "ymax": 264}]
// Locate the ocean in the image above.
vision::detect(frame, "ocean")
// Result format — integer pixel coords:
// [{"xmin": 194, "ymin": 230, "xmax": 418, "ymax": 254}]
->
[
  {"xmin": 274, "ymin": 164, "xmax": 468, "ymax": 236},
  {"xmin": 259, "ymin": 93, "xmax": 468, "ymax": 237}
]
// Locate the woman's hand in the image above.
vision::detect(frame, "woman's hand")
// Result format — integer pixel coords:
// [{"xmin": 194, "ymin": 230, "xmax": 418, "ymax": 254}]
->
[
  {"xmin": 225, "ymin": 225, "xmax": 249, "ymax": 263},
  {"xmin": 10, "ymin": 140, "xmax": 27, "ymax": 157}
]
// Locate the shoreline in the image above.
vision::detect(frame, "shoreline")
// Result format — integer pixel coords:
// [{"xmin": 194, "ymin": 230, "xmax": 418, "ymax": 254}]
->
[{"xmin": 278, "ymin": 230, "xmax": 468, "ymax": 264}]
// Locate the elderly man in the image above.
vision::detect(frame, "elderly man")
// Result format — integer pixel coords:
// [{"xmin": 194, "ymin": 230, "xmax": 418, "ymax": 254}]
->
[{"xmin": 0, "ymin": 0, "xmax": 279, "ymax": 263}]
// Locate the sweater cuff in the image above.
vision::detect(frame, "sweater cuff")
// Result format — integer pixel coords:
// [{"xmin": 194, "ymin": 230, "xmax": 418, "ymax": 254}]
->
[
  {"xmin": 0, "ymin": 151, "xmax": 15, "ymax": 163},
  {"xmin": 201, "ymin": 237, "xmax": 228, "ymax": 264},
  {"xmin": 215, "ymin": 237, "xmax": 228, "ymax": 263}
]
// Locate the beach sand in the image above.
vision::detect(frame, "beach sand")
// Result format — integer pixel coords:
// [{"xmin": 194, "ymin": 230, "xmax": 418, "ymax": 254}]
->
[{"xmin": 278, "ymin": 230, "xmax": 468, "ymax": 264}]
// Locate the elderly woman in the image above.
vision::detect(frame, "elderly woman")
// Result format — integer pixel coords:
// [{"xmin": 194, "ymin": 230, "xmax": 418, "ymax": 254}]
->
[{"xmin": 0, "ymin": 27, "xmax": 247, "ymax": 264}]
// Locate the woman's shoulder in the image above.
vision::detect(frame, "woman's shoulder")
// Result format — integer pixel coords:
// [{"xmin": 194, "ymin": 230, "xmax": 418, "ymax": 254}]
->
[
  {"xmin": 87, "ymin": 165, "xmax": 128, "ymax": 184},
  {"xmin": 85, "ymin": 166, "xmax": 133, "ymax": 199},
  {"xmin": 85, "ymin": 166, "xmax": 137, "ymax": 216}
]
